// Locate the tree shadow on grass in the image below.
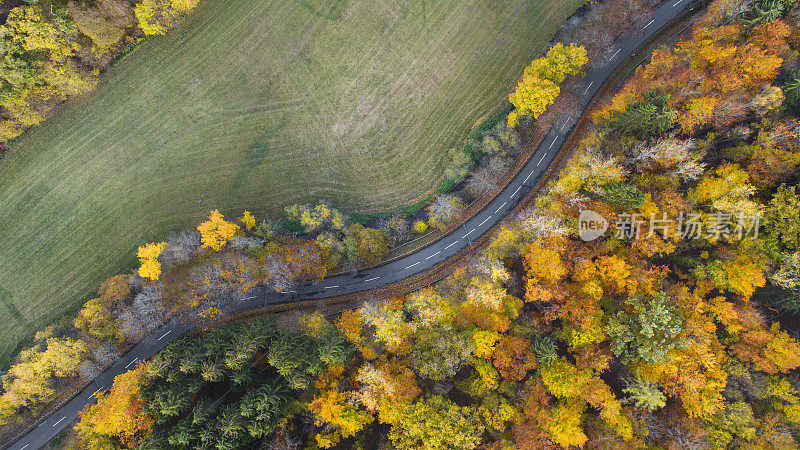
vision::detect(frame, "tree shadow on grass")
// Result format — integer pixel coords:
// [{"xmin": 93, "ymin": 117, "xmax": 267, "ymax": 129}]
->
[
  {"xmin": 228, "ymin": 116, "xmax": 288, "ymax": 194},
  {"xmin": 0, "ymin": 284, "xmax": 27, "ymax": 329}
]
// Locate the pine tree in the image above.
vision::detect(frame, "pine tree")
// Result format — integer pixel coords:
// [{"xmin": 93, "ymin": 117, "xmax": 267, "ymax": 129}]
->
[
  {"xmin": 316, "ymin": 330, "xmax": 354, "ymax": 366},
  {"xmin": 622, "ymin": 374, "xmax": 667, "ymax": 412},
  {"xmin": 606, "ymin": 291, "xmax": 689, "ymax": 364},
  {"xmin": 782, "ymin": 69, "xmax": 800, "ymax": 114},
  {"xmin": 741, "ymin": 0, "xmax": 793, "ymax": 27},
  {"xmin": 607, "ymin": 91, "xmax": 677, "ymax": 139}
]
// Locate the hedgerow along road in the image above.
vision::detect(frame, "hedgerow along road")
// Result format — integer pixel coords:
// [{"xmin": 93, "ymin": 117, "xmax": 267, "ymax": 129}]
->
[{"xmin": 4, "ymin": 0, "xmax": 698, "ymax": 448}]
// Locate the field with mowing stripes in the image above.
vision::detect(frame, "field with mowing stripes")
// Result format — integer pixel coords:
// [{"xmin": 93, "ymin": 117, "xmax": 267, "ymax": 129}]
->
[{"xmin": 0, "ymin": 0, "xmax": 582, "ymax": 362}]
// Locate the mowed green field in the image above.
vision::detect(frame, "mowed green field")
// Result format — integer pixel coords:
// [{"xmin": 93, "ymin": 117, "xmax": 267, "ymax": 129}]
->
[{"xmin": 0, "ymin": 0, "xmax": 582, "ymax": 362}]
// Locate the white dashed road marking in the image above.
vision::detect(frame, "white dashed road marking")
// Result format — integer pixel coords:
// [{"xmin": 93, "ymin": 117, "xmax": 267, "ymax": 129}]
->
[
  {"xmin": 463, "ymin": 229, "xmax": 475, "ymax": 238},
  {"xmin": 426, "ymin": 251, "xmax": 441, "ymax": 260},
  {"xmin": 405, "ymin": 262, "xmax": 421, "ymax": 270},
  {"xmin": 511, "ymin": 186, "xmax": 521, "ymax": 197},
  {"xmin": 365, "ymin": 276, "xmax": 380, "ymax": 283},
  {"xmin": 125, "ymin": 359, "xmax": 137, "ymax": 369},
  {"xmin": 561, "ymin": 115, "xmax": 572, "ymax": 131},
  {"xmin": 479, "ymin": 216, "xmax": 491, "ymax": 227},
  {"xmin": 524, "ymin": 171, "xmax": 534, "ymax": 183},
  {"xmin": 242, "ymin": 295, "xmax": 257, "ymax": 300},
  {"xmin": 444, "ymin": 241, "xmax": 458, "ymax": 250},
  {"xmin": 584, "ymin": 81, "xmax": 594, "ymax": 95},
  {"xmin": 18, "ymin": 443, "xmax": 29, "ymax": 450},
  {"xmin": 157, "ymin": 330, "xmax": 171, "ymax": 341},
  {"xmin": 537, "ymin": 153, "xmax": 547, "ymax": 167},
  {"xmin": 643, "ymin": 19, "xmax": 654, "ymax": 29},
  {"xmin": 323, "ymin": 285, "xmax": 339, "ymax": 289},
  {"xmin": 52, "ymin": 416, "xmax": 66, "ymax": 427},
  {"xmin": 610, "ymin": 48, "xmax": 621, "ymax": 60},
  {"xmin": 495, "ymin": 202, "xmax": 507, "ymax": 214},
  {"xmin": 548, "ymin": 136, "xmax": 558, "ymax": 149},
  {"xmin": 673, "ymin": 0, "xmax": 683, "ymax": 6}
]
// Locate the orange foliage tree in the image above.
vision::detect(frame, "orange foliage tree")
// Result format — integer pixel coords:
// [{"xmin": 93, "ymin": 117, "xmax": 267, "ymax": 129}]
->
[{"xmin": 75, "ymin": 363, "xmax": 153, "ymax": 448}]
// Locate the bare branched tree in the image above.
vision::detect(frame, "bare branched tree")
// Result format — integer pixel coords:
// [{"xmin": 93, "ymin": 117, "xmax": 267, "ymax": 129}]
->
[
  {"xmin": 260, "ymin": 253, "xmax": 295, "ymax": 293},
  {"xmin": 161, "ymin": 231, "xmax": 201, "ymax": 265},
  {"xmin": 133, "ymin": 284, "xmax": 167, "ymax": 325},
  {"xmin": 190, "ymin": 254, "xmax": 257, "ymax": 301},
  {"xmin": 92, "ymin": 342, "xmax": 119, "ymax": 366},
  {"xmin": 428, "ymin": 194, "xmax": 465, "ymax": 227},
  {"xmin": 78, "ymin": 360, "xmax": 102, "ymax": 380},
  {"xmin": 118, "ymin": 310, "xmax": 148, "ymax": 341},
  {"xmin": 517, "ymin": 209, "xmax": 571, "ymax": 239}
]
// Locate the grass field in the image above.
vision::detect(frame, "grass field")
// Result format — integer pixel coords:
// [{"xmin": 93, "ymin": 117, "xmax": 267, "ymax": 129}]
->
[{"xmin": 0, "ymin": 0, "xmax": 582, "ymax": 363}]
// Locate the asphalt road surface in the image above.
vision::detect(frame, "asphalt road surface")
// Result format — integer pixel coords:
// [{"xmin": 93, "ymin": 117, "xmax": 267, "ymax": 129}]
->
[{"xmin": 4, "ymin": 0, "xmax": 698, "ymax": 448}]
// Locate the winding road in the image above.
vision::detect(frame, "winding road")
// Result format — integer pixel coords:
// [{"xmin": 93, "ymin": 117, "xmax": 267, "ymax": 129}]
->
[{"xmin": 4, "ymin": 1, "xmax": 698, "ymax": 448}]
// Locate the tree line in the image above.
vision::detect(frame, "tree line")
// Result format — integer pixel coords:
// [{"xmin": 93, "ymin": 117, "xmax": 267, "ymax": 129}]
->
[{"xmin": 0, "ymin": 0, "xmax": 200, "ymax": 145}]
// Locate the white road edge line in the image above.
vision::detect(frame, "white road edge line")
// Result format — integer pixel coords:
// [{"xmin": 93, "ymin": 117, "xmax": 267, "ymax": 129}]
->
[
  {"xmin": 479, "ymin": 216, "xmax": 491, "ymax": 227},
  {"xmin": 364, "ymin": 276, "xmax": 380, "ymax": 283},
  {"xmin": 444, "ymin": 241, "xmax": 458, "ymax": 250},
  {"xmin": 405, "ymin": 262, "xmax": 421, "ymax": 270},
  {"xmin": 643, "ymin": 19, "xmax": 654, "ymax": 29},
  {"xmin": 157, "ymin": 330, "xmax": 171, "ymax": 341},
  {"xmin": 584, "ymin": 81, "xmax": 594, "ymax": 95},
  {"xmin": 323, "ymin": 285, "xmax": 339, "ymax": 289},
  {"xmin": 426, "ymin": 251, "xmax": 441, "ymax": 260},
  {"xmin": 52, "ymin": 416, "xmax": 66, "ymax": 427},
  {"xmin": 548, "ymin": 136, "xmax": 558, "ymax": 149},
  {"xmin": 125, "ymin": 358, "xmax": 138, "ymax": 369},
  {"xmin": 537, "ymin": 153, "xmax": 547, "ymax": 167}
]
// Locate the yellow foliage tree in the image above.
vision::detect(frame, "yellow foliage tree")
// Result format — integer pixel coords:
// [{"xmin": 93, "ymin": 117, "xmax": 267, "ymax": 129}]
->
[
  {"xmin": 0, "ymin": 337, "xmax": 88, "ymax": 416},
  {"xmin": 135, "ymin": 0, "xmax": 199, "ymax": 35},
  {"xmin": 508, "ymin": 43, "xmax": 587, "ymax": 127},
  {"xmin": 308, "ymin": 365, "xmax": 372, "ymax": 448},
  {"xmin": 74, "ymin": 297, "xmax": 124, "ymax": 343},
  {"xmin": 720, "ymin": 255, "xmax": 766, "ymax": 299},
  {"xmin": 478, "ymin": 394, "xmax": 516, "ymax": 433},
  {"xmin": 547, "ymin": 399, "xmax": 588, "ymax": 448},
  {"xmin": 678, "ymin": 96, "xmax": 718, "ymax": 134},
  {"xmin": 472, "ymin": 330, "xmax": 501, "ymax": 359},
  {"xmin": 197, "ymin": 210, "xmax": 239, "ymax": 251},
  {"xmin": 136, "ymin": 242, "xmax": 167, "ymax": 281},
  {"xmin": 691, "ymin": 163, "xmax": 760, "ymax": 216},
  {"xmin": 508, "ymin": 77, "xmax": 561, "ymax": 127},
  {"xmin": 240, "ymin": 210, "xmax": 256, "ymax": 231}
]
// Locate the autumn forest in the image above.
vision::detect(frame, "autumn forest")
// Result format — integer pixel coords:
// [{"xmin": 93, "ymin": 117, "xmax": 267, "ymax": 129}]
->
[{"xmin": 2, "ymin": 0, "xmax": 800, "ymax": 448}]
